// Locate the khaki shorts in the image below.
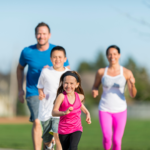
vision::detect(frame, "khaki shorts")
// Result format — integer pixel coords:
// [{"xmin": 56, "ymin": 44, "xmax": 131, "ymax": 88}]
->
[{"xmin": 41, "ymin": 117, "xmax": 59, "ymax": 143}]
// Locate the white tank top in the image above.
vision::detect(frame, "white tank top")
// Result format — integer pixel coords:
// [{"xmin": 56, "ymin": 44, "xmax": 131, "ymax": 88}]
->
[{"xmin": 98, "ymin": 66, "xmax": 127, "ymax": 113}]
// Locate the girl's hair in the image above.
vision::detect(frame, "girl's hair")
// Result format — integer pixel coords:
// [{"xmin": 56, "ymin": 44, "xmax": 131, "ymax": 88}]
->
[
  {"xmin": 55, "ymin": 71, "xmax": 85, "ymax": 102},
  {"xmin": 106, "ymin": 45, "xmax": 120, "ymax": 56}
]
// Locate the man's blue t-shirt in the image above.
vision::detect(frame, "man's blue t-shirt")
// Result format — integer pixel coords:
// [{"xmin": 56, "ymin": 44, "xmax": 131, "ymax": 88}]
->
[{"xmin": 19, "ymin": 43, "xmax": 69, "ymax": 98}]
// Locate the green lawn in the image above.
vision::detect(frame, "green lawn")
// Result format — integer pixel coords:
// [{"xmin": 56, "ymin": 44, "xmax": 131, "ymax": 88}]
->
[{"xmin": 0, "ymin": 118, "xmax": 150, "ymax": 150}]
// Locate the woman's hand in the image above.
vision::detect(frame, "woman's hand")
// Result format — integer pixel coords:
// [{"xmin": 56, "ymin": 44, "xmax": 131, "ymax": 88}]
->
[
  {"xmin": 129, "ymin": 76, "xmax": 135, "ymax": 86},
  {"xmin": 92, "ymin": 89, "xmax": 99, "ymax": 98},
  {"xmin": 65, "ymin": 107, "xmax": 73, "ymax": 115},
  {"xmin": 86, "ymin": 113, "xmax": 91, "ymax": 124}
]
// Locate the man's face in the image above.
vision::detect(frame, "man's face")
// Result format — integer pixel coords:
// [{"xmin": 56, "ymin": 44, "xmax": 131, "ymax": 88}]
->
[{"xmin": 36, "ymin": 26, "xmax": 51, "ymax": 46}]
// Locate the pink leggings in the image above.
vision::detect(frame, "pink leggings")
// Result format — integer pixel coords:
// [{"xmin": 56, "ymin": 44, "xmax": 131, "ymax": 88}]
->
[{"xmin": 99, "ymin": 110, "xmax": 127, "ymax": 150}]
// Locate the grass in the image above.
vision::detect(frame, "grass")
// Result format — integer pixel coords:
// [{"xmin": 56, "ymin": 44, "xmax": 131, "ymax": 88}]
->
[{"xmin": 0, "ymin": 118, "xmax": 150, "ymax": 150}]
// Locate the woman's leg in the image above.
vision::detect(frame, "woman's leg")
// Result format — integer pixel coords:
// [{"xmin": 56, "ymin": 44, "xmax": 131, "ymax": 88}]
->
[
  {"xmin": 59, "ymin": 134, "xmax": 70, "ymax": 150},
  {"xmin": 112, "ymin": 110, "xmax": 127, "ymax": 150},
  {"xmin": 99, "ymin": 111, "xmax": 113, "ymax": 150}
]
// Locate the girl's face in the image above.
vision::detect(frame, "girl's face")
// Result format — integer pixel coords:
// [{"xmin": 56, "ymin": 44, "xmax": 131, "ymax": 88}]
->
[
  {"xmin": 63, "ymin": 76, "xmax": 79, "ymax": 94},
  {"xmin": 107, "ymin": 48, "xmax": 120, "ymax": 65}
]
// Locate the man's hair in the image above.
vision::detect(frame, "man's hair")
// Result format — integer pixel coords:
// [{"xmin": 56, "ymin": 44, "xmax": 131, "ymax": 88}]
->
[
  {"xmin": 50, "ymin": 46, "xmax": 66, "ymax": 57},
  {"xmin": 35, "ymin": 22, "xmax": 50, "ymax": 34}
]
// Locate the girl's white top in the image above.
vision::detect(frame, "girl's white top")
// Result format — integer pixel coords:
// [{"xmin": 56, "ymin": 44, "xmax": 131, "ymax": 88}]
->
[
  {"xmin": 99, "ymin": 66, "xmax": 127, "ymax": 113},
  {"xmin": 37, "ymin": 67, "xmax": 69, "ymax": 121}
]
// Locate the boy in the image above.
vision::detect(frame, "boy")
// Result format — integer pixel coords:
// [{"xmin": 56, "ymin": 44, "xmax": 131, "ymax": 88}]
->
[{"xmin": 37, "ymin": 46, "xmax": 69, "ymax": 150}]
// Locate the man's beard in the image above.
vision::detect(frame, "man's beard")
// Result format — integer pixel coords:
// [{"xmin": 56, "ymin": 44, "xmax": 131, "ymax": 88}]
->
[{"xmin": 37, "ymin": 40, "xmax": 48, "ymax": 46}]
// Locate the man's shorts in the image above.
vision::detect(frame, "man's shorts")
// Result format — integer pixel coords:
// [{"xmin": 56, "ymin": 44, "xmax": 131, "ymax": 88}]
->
[
  {"xmin": 41, "ymin": 117, "xmax": 60, "ymax": 143},
  {"xmin": 26, "ymin": 96, "xmax": 40, "ymax": 122}
]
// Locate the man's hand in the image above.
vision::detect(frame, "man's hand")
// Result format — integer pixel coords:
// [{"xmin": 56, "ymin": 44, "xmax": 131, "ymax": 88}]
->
[{"xmin": 18, "ymin": 90, "xmax": 25, "ymax": 103}]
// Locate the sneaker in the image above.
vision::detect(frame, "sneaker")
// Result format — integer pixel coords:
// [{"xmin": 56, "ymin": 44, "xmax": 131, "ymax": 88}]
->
[{"xmin": 45, "ymin": 144, "xmax": 54, "ymax": 150}]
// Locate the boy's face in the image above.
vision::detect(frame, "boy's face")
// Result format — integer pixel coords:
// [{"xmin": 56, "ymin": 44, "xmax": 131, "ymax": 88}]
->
[{"xmin": 50, "ymin": 50, "xmax": 67, "ymax": 69}]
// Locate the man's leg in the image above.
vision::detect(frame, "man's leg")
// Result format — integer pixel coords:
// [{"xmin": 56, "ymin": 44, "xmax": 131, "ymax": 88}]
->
[
  {"xmin": 26, "ymin": 96, "xmax": 42, "ymax": 150},
  {"xmin": 32, "ymin": 119, "xmax": 43, "ymax": 150}
]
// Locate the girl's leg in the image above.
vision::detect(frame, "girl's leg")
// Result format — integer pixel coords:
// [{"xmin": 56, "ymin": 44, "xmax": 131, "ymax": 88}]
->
[
  {"xmin": 112, "ymin": 110, "xmax": 127, "ymax": 150},
  {"xmin": 69, "ymin": 131, "xmax": 82, "ymax": 150},
  {"xmin": 59, "ymin": 134, "xmax": 70, "ymax": 150},
  {"xmin": 99, "ymin": 111, "xmax": 113, "ymax": 150}
]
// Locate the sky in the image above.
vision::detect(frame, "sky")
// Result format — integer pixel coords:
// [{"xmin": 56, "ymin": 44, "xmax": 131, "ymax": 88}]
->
[{"xmin": 0, "ymin": 0, "xmax": 150, "ymax": 74}]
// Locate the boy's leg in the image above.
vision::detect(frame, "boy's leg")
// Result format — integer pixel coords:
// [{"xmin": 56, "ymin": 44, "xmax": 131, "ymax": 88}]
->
[
  {"xmin": 51, "ymin": 118, "xmax": 62, "ymax": 150},
  {"xmin": 41, "ymin": 118, "xmax": 53, "ymax": 150},
  {"xmin": 53, "ymin": 133, "xmax": 62, "ymax": 150},
  {"xmin": 26, "ymin": 96, "xmax": 42, "ymax": 150},
  {"xmin": 69, "ymin": 131, "xmax": 82, "ymax": 150}
]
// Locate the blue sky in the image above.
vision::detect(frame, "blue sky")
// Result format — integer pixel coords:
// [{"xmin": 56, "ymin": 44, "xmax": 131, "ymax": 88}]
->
[{"xmin": 0, "ymin": 0, "xmax": 150, "ymax": 73}]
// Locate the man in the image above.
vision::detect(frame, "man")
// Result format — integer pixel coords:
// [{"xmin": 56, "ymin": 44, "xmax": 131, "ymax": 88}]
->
[{"xmin": 17, "ymin": 22, "xmax": 70, "ymax": 150}]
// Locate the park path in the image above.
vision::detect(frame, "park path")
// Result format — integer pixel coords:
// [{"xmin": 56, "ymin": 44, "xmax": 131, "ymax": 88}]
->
[
  {"xmin": 0, "ymin": 116, "xmax": 30, "ymax": 124},
  {"xmin": 0, "ymin": 149, "xmax": 22, "ymax": 150}
]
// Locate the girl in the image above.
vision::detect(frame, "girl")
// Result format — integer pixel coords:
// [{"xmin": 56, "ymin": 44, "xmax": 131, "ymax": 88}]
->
[
  {"xmin": 92, "ymin": 45, "xmax": 137, "ymax": 150},
  {"xmin": 52, "ymin": 71, "xmax": 91, "ymax": 150}
]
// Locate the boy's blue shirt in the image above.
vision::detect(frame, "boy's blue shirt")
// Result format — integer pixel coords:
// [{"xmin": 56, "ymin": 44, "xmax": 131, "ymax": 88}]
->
[{"xmin": 19, "ymin": 43, "xmax": 69, "ymax": 98}]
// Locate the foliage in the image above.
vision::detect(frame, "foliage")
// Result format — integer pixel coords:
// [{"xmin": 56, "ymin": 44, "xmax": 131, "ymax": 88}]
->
[
  {"xmin": 77, "ymin": 51, "xmax": 150, "ymax": 102},
  {"xmin": 78, "ymin": 52, "xmax": 107, "ymax": 73}
]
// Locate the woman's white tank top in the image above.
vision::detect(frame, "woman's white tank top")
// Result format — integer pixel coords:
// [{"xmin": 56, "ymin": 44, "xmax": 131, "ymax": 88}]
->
[{"xmin": 98, "ymin": 66, "xmax": 127, "ymax": 113}]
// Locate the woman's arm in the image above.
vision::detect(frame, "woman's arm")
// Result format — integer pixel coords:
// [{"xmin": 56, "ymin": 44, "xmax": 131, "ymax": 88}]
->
[
  {"xmin": 52, "ymin": 94, "xmax": 73, "ymax": 117},
  {"xmin": 126, "ymin": 70, "xmax": 137, "ymax": 98},
  {"xmin": 92, "ymin": 69, "xmax": 103, "ymax": 98}
]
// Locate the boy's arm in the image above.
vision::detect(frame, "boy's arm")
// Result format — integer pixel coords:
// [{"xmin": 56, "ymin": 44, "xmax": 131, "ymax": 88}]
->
[
  {"xmin": 52, "ymin": 94, "xmax": 73, "ymax": 116},
  {"xmin": 38, "ymin": 88, "xmax": 45, "ymax": 100},
  {"xmin": 81, "ymin": 104, "xmax": 91, "ymax": 124}
]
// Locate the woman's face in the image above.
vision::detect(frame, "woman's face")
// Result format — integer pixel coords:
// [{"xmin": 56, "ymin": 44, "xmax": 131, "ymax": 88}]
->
[{"xmin": 107, "ymin": 48, "xmax": 120, "ymax": 65}]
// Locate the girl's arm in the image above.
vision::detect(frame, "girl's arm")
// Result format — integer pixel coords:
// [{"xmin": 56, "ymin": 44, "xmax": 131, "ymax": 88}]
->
[
  {"xmin": 38, "ymin": 89, "xmax": 45, "ymax": 100},
  {"xmin": 92, "ymin": 69, "xmax": 103, "ymax": 98},
  {"xmin": 81, "ymin": 104, "xmax": 91, "ymax": 124},
  {"xmin": 52, "ymin": 93, "xmax": 73, "ymax": 117},
  {"xmin": 78, "ymin": 94, "xmax": 91, "ymax": 124},
  {"xmin": 126, "ymin": 70, "xmax": 137, "ymax": 98}
]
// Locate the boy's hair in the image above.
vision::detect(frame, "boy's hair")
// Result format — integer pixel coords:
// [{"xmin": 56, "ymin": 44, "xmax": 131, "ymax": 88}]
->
[
  {"xmin": 50, "ymin": 46, "xmax": 66, "ymax": 57},
  {"xmin": 35, "ymin": 22, "xmax": 50, "ymax": 34},
  {"xmin": 55, "ymin": 71, "xmax": 85, "ymax": 102}
]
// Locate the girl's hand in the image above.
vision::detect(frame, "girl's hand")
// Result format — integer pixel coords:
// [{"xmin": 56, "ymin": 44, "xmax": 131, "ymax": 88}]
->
[
  {"xmin": 65, "ymin": 107, "xmax": 73, "ymax": 115},
  {"xmin": 92, "ymin": 89, "xmax": 99, "ymax": 98},
  {"xmin": 39, "ymin": 93, "xmax": 45, "ymax": 100},
  {"xmin": 86, "ymin": 113, "xmax": 91, "ymax": 124}
]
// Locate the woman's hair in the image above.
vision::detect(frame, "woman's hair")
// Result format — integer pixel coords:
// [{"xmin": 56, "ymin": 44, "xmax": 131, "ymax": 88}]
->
[
  {"xmin": 55, "ymin": 71, "xmax": 85, "ymax": 102},
  {"xmin": 106, "ymin": 45, "xmax": 120, "ymax": 56}
]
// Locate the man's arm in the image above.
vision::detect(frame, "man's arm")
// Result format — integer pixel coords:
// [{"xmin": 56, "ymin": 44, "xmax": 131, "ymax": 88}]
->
[{"xmin": 17, "ymin": 63, "xmax": 25, "ymax": 103}]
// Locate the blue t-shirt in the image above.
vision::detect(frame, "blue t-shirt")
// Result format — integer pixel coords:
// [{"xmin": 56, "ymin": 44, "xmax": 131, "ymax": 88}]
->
[{"xmin": 19, "ymin": 43, "xmax": 69, "ymax": 98}]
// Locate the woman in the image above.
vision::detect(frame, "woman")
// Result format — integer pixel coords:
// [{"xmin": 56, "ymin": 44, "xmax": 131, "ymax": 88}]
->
[{"xmin": 92, "ymin": 45, "xmax": 137, "ymax": 150}]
